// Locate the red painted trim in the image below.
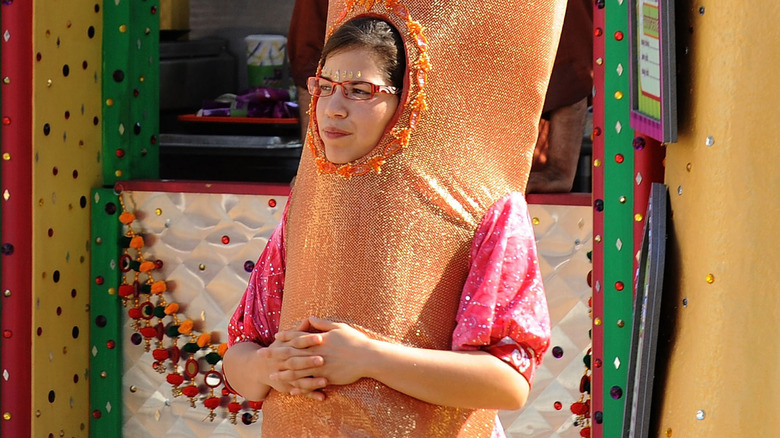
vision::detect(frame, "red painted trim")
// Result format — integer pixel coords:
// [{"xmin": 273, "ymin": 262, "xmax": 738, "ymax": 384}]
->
[
  {"xmin": 0, "ymin": 2, "xmax": 34, "ymax": 437},
  {"xmin": 116, "ymin": 181, "xmax": 588, "ymax": 205},
  {"xmin": 633, "ymin": 136, "xmax": 665, "ymax": 281},
  {"xmin": 591, "ymin": 2, "xmax": 606, "ymax": 436},
  {"xmin": 526, "ymin": 193, "xmax": 592, "ymax": 207},
  {"xmin": 115, "ymin": 180, "xmax": 292, "ymax": 196}
]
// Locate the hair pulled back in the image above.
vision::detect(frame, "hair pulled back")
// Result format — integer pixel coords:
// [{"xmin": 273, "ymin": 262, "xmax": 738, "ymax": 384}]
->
[{"xmin": 321, "ymin": 17, "xmax": 406, "ymax": 90}]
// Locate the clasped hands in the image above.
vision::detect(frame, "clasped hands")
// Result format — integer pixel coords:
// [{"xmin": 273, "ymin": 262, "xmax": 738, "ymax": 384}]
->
[{"xmin": 262, "ymin": 316, "xmax": 372, "ymax": 401}]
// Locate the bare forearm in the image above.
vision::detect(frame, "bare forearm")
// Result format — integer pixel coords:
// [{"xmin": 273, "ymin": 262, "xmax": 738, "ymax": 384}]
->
[
  {"xmin": 363, "ymin": 341, "xmax": 530, "ymax": 411},
  {"xmin": 222, "ymin": 342, "xmax": 273, "ymax": 401}
]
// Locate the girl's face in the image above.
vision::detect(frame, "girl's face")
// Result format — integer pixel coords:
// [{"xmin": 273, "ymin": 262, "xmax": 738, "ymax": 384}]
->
[{"xmin": 316, "ymin": 47, "xmax": 400, "ymax": 164}]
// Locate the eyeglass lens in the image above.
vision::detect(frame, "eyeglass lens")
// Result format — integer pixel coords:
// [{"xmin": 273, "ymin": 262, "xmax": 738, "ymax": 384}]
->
[{"xmin": 310, "ymin": 78, "xmax": 376, "ymax": 100}]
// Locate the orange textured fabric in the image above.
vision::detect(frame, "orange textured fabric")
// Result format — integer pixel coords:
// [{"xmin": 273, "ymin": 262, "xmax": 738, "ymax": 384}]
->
[{"xmin": 266, "ymin": 0, "xmax": 566, "ymax": 435}]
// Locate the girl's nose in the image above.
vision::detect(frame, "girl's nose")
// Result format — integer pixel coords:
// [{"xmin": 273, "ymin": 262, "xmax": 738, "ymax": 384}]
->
[{"xmin": 323, "ymin": 85, "xmax": 349, "ymax": 119}]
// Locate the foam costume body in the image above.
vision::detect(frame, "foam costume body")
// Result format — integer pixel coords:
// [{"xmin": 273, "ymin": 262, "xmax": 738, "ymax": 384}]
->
[{"xmin": 229, "ymin": 0, "xmax": 565, "ymax": 435}]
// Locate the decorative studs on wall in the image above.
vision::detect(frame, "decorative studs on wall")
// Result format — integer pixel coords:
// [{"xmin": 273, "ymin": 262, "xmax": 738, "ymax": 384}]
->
[
  {"xmin": 101, "ymin": 0, "xmax": 160, "ymax": 183},
  {"xmin": 1, "ymin": 0, "xmax": 105, "ymax": 436}
]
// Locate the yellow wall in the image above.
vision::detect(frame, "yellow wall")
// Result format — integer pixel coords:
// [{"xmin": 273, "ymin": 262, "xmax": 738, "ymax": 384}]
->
[
  {"xmin": 658, "ymin": 1, "xmax": 780, "ymax": 436},
  {"xmin": 32, "ymin": 3, "xmax": 103, "ymax": 436}
]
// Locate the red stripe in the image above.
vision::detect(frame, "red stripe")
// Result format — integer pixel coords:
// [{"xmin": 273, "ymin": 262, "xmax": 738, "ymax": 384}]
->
[
  {"xmin": 633, "ymin": 136, "xmax": 666, "ymax": 276},
  {"xmin": 115, "ymin": 180, "xmax": 292, "ymax": 196},
  {"xmin": 526, "ymin": 193, "xmax": 592, "ymax": 207},
  {"xmin": 591, "ymin": 2, "xmax": 606, "ymax": 436},
  {"xmin": 1, "ymin": 2, "xmax": 34, "ymax": 437}
]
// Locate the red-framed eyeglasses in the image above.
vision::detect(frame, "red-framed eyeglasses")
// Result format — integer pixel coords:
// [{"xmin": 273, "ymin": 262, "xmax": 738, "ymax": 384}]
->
[{"xmin": 307, "ymin": 76, "xmax": 399, "ymax": 101}]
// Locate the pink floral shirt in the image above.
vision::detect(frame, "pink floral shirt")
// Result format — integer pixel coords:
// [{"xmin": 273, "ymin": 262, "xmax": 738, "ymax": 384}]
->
[{"xmin": 228, "ymin": 192, "xmax": 550, "ymax": 386}]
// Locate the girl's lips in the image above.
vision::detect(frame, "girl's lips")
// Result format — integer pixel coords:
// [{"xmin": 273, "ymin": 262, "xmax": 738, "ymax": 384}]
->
[{"xmin": 321, "ymin": 128, "xmax": 351, "ymax": 140}]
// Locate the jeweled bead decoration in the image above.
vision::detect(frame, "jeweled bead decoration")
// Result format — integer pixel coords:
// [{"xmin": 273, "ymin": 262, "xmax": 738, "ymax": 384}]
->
[{"xmin": 1, "ymin": 243, "xmax": 14, "ymax": 255}]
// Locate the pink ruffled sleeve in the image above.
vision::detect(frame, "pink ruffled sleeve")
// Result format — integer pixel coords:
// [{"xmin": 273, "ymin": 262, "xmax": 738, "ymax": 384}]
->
[
  {"xmin": 227, "ymin": 212, "xmax": 287, "ymax": 349},
  {"xmin": 452, "ymin": 192, "xmax": 551, "ymax": 387}
]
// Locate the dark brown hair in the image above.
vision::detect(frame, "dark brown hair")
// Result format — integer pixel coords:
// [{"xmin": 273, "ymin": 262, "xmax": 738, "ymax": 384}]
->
[{"xmin": 321, "ymin": 17, "xmax": 406, "ymax": 89}]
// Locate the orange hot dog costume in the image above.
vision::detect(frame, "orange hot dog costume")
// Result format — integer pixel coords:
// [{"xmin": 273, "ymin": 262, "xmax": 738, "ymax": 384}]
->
[{"xmin": 263, "ymin": 1, "xmax": 566, "ymax": 435}]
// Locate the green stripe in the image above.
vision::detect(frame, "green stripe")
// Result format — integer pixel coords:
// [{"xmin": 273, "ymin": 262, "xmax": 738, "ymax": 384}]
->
[
  {"xmin": 102, "ymin": 1, "xmax": 160, "ymax": 184},
  {"xmin": 89, "ymin": 188, "xmax": 123, "ymax": 438},
  {"xmin": 603, "ymin": 0, "xmax": 635, "ymax": 435}
]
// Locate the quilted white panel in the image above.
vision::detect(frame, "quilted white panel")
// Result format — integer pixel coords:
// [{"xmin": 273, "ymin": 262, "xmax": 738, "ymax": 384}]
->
[
  {"xmin": 121, "ymin": 193, "xmax": 592, "ymax": 437},
  {"xmin": 121, "ymin": 191, "xmax": 285, "ymax": 438},
  {"xmin": 500, "ymin": 203, "xmax": 593, "ymax": 437}
]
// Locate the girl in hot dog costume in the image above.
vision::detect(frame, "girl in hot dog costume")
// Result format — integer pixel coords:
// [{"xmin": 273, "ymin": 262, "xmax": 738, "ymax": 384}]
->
[{"xmin": 225, "ymin": 1, "xmax": 566, "ymax": 435}]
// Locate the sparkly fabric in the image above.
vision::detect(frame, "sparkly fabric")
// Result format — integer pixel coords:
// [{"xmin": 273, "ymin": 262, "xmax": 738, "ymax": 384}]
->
[
  {"xmin": 240, "ymin": 0, "xmax": 564, "ymax": 435},
  {"xmin": 452, "ymin": 193, "xmax": 550, "ymax": 386},
  {"xmin": 227, "ymin": 210, "xmax": 287, "ymax": 348},
  {"xmin": 228, "ymin": 193, "xmax": 551, "ymax": 436}
]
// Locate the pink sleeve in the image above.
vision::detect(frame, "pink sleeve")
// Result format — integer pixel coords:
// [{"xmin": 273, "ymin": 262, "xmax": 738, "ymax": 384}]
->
[
  {"xmin": 452, "ymin": 192, "xmax": 551, "ymax": 387},
  {"xmin": 227, "ymin": 215, "xmax": 286, "ymax": 349}
]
